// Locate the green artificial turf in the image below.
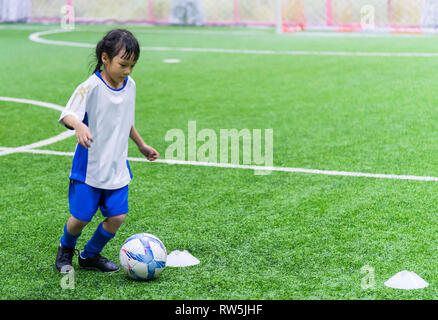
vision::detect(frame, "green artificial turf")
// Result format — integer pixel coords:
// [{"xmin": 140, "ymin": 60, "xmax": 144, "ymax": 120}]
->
[{"xmin": 2, "ymin": 24, "xmax": 438, "ymax": 300}]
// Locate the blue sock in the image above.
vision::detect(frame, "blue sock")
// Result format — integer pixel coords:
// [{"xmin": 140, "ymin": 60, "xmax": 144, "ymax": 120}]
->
[
  {"xmin": 60, "ymin": 224, "xmax": 81, "ymax": 249},
  {"xmin": 82, "ymin": 223, "xmax": 115, "ymax": 258}
]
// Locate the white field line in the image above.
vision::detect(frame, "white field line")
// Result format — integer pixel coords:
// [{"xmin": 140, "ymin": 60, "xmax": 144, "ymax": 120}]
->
[
  {"xmin": 27, "ymin": 26, "xmax": 438, "ymax": 39},
  {"xmin": 0, "ymin": 96, "xmax": 75, "ymax": 156},
  {"xmin": 0, "ymin": 131, "xmax": 75, "ymax": 157},
  {"xmin": 0, "ymin": 96, "xmax": 65, "ymax": 112},
  {"xmin": 140, "ymin": 46, "xmax": 438, "ymax": 57},
  {"xmin": 1, "ymin": 146, "xmax": 438, "ymax": 182},
  {"xmin": 28, "ymin": 29, "xmax": 438, "ymax": 58},
  {"xmin": 0, "ymin": 147, "xmax": 74, "ymax": 157},
  {"xmin": 29, "ymin": 29, "xmax": 94, "ymax": 48}
]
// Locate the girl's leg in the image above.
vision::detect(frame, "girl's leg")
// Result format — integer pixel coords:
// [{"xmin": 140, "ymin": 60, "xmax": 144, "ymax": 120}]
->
[
  {"xmin": 67, "ymin": 216, "xmax": 89, "ymax": 235},
  {"xmin": 102, "ymin": 214, "xmax": 127, "ymax": 234},
  {"xmin": 79, "ymin": 185, "xmax": 128, "ymax": 272},
  {"xmin": 60, "ymin": 216, "xmax": 89, "ymax": 248},
  {"xmin": 56, "ymin": 216, "xmax": 89, "ymax": 272},
  {"xmin": 82, "ymin": 214, "xmax": 127, "ymax": 258}
]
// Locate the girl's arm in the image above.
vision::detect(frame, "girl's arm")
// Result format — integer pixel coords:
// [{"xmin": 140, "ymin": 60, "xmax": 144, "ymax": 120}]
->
[
  {"xmin": 62, "ymin": 114, "xmax": 94, "ymax": 149},
  {"xmin": 130, "ymin": 126, "xmax": 160, "ymax": 161}
]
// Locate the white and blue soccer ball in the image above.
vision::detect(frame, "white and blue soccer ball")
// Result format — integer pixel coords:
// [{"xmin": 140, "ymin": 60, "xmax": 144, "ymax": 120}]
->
[{"xmin": 119, "ymin": 233, "xmax": 167, "ymax": 281}]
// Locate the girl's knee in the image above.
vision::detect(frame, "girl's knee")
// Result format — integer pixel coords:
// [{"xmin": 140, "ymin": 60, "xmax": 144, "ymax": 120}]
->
[
  {"xmin": 105, "ymin": 214, "xmax": 126, "ymax": 228},
  {"xmin": 67, "ymin": 216, "xmax": 89, "ymax": 235}
]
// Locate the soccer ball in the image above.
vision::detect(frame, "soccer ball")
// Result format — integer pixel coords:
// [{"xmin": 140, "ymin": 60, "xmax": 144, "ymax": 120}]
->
[{"xmin": 119, "ymin": 233, "xmax": 167, "ymax": 281}]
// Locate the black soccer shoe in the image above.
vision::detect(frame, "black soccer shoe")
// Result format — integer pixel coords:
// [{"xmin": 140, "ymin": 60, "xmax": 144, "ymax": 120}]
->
[
  {"xmin": 78, "ymin": 253, "xmax": 120, "ymax": 273},
  {"xmin": 55, "ymin": 245, "xmax": 77, "ymax": 273}
]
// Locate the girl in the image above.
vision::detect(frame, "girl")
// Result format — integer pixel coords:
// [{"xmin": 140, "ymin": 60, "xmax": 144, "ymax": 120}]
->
[{"xmin": 55, "ymin": 29, "xmax": 159, "ymax": 273}]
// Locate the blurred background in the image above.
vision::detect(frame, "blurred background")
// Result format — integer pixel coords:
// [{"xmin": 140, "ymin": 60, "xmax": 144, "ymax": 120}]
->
[{"xmin": 2, "ymin": 0, "xmax": 438, "ymax": 34}]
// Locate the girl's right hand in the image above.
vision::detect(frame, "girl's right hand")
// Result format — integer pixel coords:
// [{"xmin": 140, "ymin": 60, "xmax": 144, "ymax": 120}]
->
[{"xmin": 75, "ymin": 123, "xmax": 94, "ymax": 148}]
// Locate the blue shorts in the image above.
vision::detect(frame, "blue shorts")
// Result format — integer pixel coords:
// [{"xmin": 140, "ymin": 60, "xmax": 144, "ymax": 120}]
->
[{"xmin": 68, "ymin": 179, "xmax": 129, "ymax": 222}]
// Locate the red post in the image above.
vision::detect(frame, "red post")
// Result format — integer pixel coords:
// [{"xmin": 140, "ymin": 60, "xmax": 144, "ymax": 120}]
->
[
  {"xmin": 148, "ymin": 0, "xmax": 154, "ymax": 22},
  {"xmin": 234, "ymin": 0, "xmax": 239, "ymax": 25},
  {"xmin": 326, "ymin": 0, "xmax": 333, "ymax": 26}
]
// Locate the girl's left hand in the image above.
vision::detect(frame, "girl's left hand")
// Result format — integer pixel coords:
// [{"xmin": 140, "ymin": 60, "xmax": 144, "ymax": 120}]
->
[{"xmin": 139, "ymin": 144, "xmax": 160, "ymax": 161}]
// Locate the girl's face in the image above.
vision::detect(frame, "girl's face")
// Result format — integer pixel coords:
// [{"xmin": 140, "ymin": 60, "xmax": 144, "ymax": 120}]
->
[{"xmin": 102, "ymin": 49, "xmax": 137, "ymax": 85}]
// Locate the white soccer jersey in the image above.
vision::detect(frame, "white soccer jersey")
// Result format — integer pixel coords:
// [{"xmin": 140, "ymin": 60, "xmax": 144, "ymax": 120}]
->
[{"xmin": 59, "ymin": 71, "xmax": 135, "ymax": 190}]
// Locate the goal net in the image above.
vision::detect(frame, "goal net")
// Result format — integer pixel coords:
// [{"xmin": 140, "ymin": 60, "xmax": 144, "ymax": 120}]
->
[
  {"xmin": 2, "ymin": 0, "xmax": 438, "ymax": 34},
  {"xmin": 280, "ymin": 0, "xmax": 437, "ymax": 34}
]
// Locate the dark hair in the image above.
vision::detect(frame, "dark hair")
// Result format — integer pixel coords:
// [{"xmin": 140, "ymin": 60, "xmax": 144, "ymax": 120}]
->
[{"xmin": 92, "ymin": 29, "xmax": 140, "ymax": 74}]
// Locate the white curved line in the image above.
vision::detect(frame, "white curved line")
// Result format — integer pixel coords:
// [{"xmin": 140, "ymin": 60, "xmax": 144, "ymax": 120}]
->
[
  {"xmin": 29, "ymin": 29, "xmax": 94, "ymax": 48},
  {"xmin": 0, "ymin": 96, "xmax": 75, "ymax": 156},
  {"xmin": 0, "ymin": 147, "xmax": 74, "ymax": 157},
  {"xmin": 140, "ymin": 46, "xmax": 438, "ymax": 57},
  {"xmin": 0, "ymin": 131, "xmax": 75, "ymax": 157},
  {"xmin": 28, "ymin": 29, "xmax": 438, "ymax": 57},
  {"xmin": 0, "ymin": 96, "xmax": 65, "ymax": 112}
]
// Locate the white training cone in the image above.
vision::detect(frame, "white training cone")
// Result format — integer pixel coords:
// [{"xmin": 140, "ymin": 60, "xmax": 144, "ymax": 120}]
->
[
  {"xmin": 166, "ymin": 250, "xmax": 200, "ymax": 267},
  {"xmin": 384, "ymin": 270, "xmax": 429, "ymax": 290}
]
